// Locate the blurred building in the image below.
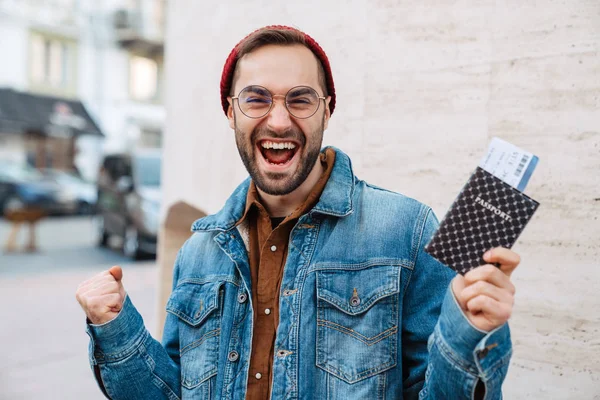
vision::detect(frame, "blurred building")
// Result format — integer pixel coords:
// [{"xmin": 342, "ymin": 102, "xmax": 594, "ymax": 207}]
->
[{"xmin": 0, "ymin": 0, "xmax": 165, "ymax": 181}]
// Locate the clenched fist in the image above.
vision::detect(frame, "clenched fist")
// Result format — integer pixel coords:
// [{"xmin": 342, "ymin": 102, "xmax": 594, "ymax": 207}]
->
[{"xmin": 76, "ymin": 265, "xmax": 126, "ymax": 325}]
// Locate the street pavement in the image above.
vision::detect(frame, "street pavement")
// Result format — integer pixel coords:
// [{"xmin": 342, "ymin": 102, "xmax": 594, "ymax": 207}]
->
[{"xmin": 0, "ymin": 216, "xmax": 159, "ymax": 400}]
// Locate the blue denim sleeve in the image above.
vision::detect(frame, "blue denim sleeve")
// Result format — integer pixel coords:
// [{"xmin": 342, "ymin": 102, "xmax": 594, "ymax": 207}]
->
[
  {"xmin": 86, "ymin": 253, "xmax": 184, "ymax": 399},
  {"xmin": 423, "ymin": 287, "xmax": 512, "ymax": 399},
  {"xmin": 402, "ymin": 207, "xmax": 512, "ymax": 400},
  {"xmin": 86, "ymin": 295, "xmax": 182, "ymax": 399}
]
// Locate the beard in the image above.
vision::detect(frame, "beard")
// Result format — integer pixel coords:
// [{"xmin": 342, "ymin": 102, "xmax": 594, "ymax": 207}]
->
[{"xmin": 234, "ymin": 118, "xmax": 324, "ymax": 196}]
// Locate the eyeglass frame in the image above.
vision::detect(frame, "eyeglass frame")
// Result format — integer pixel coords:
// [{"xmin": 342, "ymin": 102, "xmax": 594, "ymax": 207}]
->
[{"xmin": 230, "ymin": 85, "xmax": 327, "ymax": 119}]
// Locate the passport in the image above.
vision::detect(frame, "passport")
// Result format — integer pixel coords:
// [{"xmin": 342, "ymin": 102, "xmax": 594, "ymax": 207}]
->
[{"xmin": 425, "ymin": 140, "xmax": 540, "ymax": 275}]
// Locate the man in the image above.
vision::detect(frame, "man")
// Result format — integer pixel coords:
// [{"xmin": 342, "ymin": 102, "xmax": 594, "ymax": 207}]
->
[{"xmin": 76, "ymin": 26, "xmax": 519, "ymax": 399}]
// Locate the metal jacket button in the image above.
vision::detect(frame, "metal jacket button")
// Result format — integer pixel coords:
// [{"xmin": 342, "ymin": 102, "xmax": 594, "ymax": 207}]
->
[
  {"xmin": 237, "ymin": 293, "xmax": 247, "ymax": 303},
  {"xmin": 477, "ymin": 343, "xmax": 498, "ymax": 359},
  {"xmin": 228, "ymin": 351, "xmax": 239, "ymax": 362},
  {"xmin": 349, "ymin": 288, "xmax": 361, "ymax": 306}
]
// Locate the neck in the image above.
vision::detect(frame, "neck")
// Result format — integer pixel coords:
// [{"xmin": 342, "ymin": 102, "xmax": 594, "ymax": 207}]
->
[{"xmin": 257, "ymin": 157, "xmax": 324, "ymax": 217}]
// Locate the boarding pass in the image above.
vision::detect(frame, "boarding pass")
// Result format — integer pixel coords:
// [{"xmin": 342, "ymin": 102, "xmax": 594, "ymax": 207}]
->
[{"xmin": 479, "ymin": 137, "xmax": 539, "ymax": 192}]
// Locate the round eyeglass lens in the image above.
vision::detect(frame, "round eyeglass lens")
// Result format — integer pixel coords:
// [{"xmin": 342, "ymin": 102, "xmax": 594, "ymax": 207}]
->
[
  {"xmin": 237, "ymin": 86, "xmax": 272, "ymax": 118},
  {"xmin": 285, "ymin": 86, "xmax": 320, "ymax": 118}
]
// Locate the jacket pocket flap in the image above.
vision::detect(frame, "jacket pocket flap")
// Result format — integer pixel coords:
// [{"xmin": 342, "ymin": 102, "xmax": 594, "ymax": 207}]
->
[
  {"xmin": 166, "ymin": 281, "xmax": 222, "ymax": 326},
  {"xmin": 316, "ymin": 264, "xmax": 400, "ymax": 315}
]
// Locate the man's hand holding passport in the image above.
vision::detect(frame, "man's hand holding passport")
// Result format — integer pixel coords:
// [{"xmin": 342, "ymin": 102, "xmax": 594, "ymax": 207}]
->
[{"xmin": 426, "ymin": 137, "xmax": 540, "ymax": 275}]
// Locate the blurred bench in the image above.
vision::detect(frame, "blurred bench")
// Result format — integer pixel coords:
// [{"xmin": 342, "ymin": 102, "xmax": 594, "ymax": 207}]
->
[{"xmin": 3, "ymin": 208, "xmax": 46, "ymax": 253}]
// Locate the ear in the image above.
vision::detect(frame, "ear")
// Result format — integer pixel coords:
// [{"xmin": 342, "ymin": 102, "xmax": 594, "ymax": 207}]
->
[
  {"xmin": 227, "ymin": 97, "xmax": 235, "ymax": 130},
  {"xmin": 322, "ymin": 96, "xmax": 332, "ymax": 130}
]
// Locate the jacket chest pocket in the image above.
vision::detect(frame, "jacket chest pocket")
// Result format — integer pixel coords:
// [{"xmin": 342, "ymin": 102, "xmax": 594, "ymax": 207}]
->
[
  {"xmin": 316, "ymin": 264, "xmax": 401, "ymax": 384},
  {"xmin": 166, "ymin": 280, "xmax": 223, "ymax": 391}
]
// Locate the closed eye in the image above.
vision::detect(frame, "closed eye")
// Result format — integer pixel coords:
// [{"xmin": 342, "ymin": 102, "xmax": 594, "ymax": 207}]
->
[
  {"xmin": 288, "ymin": 97, "xmax": 312, "ymax": 104},
  {"xmin": 245, "ymin": 97, "xmax": 271, "ymax": 104}
]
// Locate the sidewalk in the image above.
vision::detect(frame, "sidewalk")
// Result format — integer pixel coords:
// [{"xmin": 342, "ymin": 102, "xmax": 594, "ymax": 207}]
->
[
  {"xmin": 0, "ymin": 261, "xmax": 158, "ymax": 400},
  {"xmin": 0, "ymin": 217, "xmax": 159, "ymax": 399}
]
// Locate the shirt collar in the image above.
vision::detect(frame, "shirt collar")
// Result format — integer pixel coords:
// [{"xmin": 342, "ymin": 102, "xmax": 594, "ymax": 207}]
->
[{"xmin": 192, "ymin": 146, "xmax": 355, "ymax": 232}]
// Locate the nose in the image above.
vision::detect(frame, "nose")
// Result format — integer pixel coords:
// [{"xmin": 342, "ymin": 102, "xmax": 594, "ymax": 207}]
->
[{"xmin": 266, "ymin": 96, "xmax": 293, "ymax": 134}]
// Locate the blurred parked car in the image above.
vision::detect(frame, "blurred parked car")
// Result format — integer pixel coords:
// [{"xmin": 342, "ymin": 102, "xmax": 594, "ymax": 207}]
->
[
  {"xmin": 40, "ymin": 169, "xmax": 97, "ymax": 215},
  {"xmin": 0, "ymin": 161, "xmax": 78, "ymax": 216},
  {"xmin": 96, "ymin": 150, "xmax": 162, "ymax": 259}
]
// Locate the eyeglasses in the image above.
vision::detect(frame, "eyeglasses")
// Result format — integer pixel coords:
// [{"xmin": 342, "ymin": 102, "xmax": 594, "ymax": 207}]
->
[{"xmin": 231, "ymin": 85, "xmax": 326, "ymax": 119}]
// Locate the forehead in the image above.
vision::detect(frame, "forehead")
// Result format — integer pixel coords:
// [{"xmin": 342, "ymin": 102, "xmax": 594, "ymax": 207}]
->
[{"xmin": 233, "ymin": 44, "xmax": 321, "ymax": 94}]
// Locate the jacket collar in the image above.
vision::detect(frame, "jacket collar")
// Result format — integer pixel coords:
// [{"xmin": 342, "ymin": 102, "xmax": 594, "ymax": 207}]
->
[{"xmin": 191, "ymin": 146, "xmax": 355, "ymax": 232}]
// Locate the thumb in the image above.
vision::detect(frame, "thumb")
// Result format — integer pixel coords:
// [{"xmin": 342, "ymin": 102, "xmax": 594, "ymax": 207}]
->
[{"xmin": 108, "ymin": 265, "xmax": 123, "ymax": 282}]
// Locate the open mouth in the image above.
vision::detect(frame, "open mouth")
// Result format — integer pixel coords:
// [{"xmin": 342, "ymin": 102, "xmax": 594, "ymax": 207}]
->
[{"xmin": 258, "ymin": 140, "xmax": 299, "ymax": 166}]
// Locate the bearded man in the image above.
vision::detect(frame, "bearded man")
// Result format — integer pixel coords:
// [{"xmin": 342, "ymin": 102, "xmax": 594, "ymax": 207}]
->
[{"xmin": 76, "ymin": 26, "xmax": 518, "ymax": 400}]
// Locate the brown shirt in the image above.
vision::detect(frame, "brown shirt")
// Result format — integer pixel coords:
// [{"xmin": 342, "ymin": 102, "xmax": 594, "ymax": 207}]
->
[{"xmin": 238, "ymin": 148, "xmax": 335, "ymax": 400}]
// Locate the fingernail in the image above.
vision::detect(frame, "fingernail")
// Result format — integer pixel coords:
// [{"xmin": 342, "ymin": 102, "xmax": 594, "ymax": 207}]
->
[{"xmin": 483, "ymin": 250, "xmax": 491, "ymax": 260}]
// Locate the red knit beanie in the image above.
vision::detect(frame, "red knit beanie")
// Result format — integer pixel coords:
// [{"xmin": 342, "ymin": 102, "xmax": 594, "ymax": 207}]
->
[{"xmin": 220, "ymin": 25, "xmax": 336, "ymax": 116}]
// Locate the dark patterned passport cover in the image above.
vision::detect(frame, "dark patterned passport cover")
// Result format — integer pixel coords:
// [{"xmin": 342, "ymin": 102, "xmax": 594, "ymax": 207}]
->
[{"xmin": 425, "ymin": 167, "xmax": 540, "ymax": 275}]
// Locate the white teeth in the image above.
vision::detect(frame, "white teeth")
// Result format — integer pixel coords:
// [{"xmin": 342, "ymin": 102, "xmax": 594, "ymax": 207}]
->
[{"xmin": 261, "ymin": 141, "xmax": 296, "ymax": 150}]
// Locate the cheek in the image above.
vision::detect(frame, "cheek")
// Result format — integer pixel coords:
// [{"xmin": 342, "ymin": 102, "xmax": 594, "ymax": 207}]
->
[
  {"xmin": 236, "ymin": 119, "xmax": 260, "ymax": 142},
  {"xmin": 292, "ymin": 120, "xmax": 310, "ymax": 135},
  {"xmin": 301, "ymin": 121, "xmax": 322, "ymax": 141}
]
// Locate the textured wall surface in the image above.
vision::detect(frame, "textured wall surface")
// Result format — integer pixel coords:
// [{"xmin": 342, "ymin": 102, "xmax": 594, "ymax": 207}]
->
[{"xmin": 164, "ymin": 1, "xmax": 599, "ymax": 397}]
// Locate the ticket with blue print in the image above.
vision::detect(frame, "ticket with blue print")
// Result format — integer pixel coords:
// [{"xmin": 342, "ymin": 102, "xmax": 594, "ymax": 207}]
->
[{"xmin": 479, "ymin": 137, "xmax": 539, "ymax": 192}]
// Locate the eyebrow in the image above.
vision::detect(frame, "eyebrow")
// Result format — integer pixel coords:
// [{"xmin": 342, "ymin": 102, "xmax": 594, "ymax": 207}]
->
[
  {"xmin": 245, "ymin": 86, "xmax": 271, "ymax": 97},
  {"xmin": 288, "ymin": 87, "xmax": 314, "ymax": 97}
]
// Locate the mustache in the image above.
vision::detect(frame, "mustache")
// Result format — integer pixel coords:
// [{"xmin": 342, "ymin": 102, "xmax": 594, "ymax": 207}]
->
[{"xmin": 252, "ymin": 125, "xmax": 305, "ymax": 145}]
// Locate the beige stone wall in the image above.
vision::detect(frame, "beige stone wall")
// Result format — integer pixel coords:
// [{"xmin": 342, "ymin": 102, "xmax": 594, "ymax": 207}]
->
[{"xmin": 163, "ymin": 1, "xmax": 599, "ymax": 398}]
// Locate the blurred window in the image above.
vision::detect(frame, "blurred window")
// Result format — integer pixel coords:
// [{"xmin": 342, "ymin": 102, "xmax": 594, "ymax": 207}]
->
[
  {"xmin": 134, "ymin": 155, "xmax": 161, "ymax": 187},
  {"xmin": 139, "ymin": 128, "xmax": 162, "ymax": 148},
  {"xmin": 29, "ymin": 31, "xmax": 76, "ymax": 95},
  {"xmin": 129, "ymin": 55, "xmax": 158, "ymax": 102}
]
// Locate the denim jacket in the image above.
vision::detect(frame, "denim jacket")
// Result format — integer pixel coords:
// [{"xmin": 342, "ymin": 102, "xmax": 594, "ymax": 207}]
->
[{"xmin": 87, "ymin": 147, "xmax": 512, "ymax": 399}]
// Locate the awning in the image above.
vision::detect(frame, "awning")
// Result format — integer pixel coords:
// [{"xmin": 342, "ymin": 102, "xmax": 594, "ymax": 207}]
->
[{"xmin": 0, "ymin": 88, "xmax": 104, "ymax": 138}]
